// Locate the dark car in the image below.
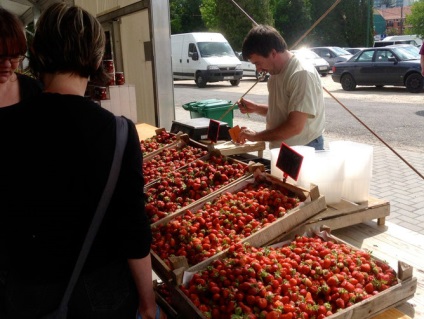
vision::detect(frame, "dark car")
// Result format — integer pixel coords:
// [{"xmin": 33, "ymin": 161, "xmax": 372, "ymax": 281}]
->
[
  {"xmin": 343, "ymin": 47, "xmax": 368, "ymax": 55},
  {"xmin": 331, "ymin": 47, "xmax": 423, "ymax": 93}
]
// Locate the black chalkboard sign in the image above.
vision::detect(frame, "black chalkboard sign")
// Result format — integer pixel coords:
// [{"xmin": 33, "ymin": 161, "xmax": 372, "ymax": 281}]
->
[
  {"xmin": 276, "ymin": 142, "xmax": 304, "ymax": 181},
  {"xmin": 207, "ymin": 119, "xmax": 221, "ymax": 143}
]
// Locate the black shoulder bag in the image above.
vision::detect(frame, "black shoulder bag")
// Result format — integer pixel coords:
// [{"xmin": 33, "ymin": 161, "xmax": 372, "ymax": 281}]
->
[{"xmin": 42, "ymin": 116, "xmax": 128, "ymax": 319}]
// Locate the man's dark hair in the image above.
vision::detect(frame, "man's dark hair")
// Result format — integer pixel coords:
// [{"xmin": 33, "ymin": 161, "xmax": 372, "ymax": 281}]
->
[{"xmin": 242, "ymin": 25, "xmax": 287, "ymax": 60}]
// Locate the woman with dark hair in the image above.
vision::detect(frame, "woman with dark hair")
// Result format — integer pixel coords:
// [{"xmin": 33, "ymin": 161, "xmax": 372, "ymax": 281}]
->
[
  {"xmin": 0, "ymin": 7, "xmax": 42, "ymax": 107},
  {"xmin": 0, "ymin": 3, "xmax": 165, "ymax": 319}
]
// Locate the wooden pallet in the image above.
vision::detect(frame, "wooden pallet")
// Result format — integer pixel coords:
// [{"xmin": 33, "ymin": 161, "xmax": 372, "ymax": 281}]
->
[{"xmin": 278, "ymin": 196, "xmax": 390, "ymax": 241}]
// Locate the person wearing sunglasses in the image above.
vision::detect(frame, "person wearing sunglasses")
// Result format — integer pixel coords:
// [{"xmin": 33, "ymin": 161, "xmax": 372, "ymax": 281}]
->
[{"xmin": 0, "ymin": 7, "xmax": 42, "ymax": 108}]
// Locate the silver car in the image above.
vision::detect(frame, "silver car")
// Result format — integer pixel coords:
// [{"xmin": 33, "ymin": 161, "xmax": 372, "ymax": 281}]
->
[
  {"xmin": 309, "ymin": 46, "xmax": 353, "ymax": 67},
  {"xmin": 291, "ymin": 49, "xmax": 331, "ymax": 76}
]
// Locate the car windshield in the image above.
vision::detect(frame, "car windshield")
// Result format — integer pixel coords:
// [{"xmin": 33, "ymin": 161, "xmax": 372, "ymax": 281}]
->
[
  {"xmin": 292, "ymin": 50, "xmax": 320, "ymax": 59},
  {"xmin": 197, "ymin": 42, "xmax": 236, "ymax": 57},
  {"xmin": 391, "ymin": 45, "xmax": 420, "ymax": 58},
  {"xmin": 392, "ymin": 47, "xmax": 420, "ymax": 60},
  {"xmin": 332, "ymin": 47, "xmax": 351, "ymax": 56}
]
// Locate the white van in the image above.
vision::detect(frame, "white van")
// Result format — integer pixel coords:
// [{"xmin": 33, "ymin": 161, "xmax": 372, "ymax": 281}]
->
[
  {"xmin": 171, "ymin": 32, "xmax": 243, "ymax": 88},
  {"xmin": 374, "ymin": 35, "xmax": 423, "ymax": 47}
]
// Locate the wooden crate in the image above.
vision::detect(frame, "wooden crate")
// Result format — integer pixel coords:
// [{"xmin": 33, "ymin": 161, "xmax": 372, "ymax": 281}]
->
[
  {"xmin": 170, "ymin": 229, "xmax": 417, "ymax": 319},
  {"xmin": 144, "ymin": 150, "xmax": 251, "ymax": 226},
  {"xmin": 151, "ymin": 170, "xmax": 327, "ymax": 285},
  {"xmin": 143, "ymin": 134, "xmax": 210, "ymax": 189}
]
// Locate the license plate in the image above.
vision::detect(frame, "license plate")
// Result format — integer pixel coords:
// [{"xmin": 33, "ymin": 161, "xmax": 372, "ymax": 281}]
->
[
  {"xmin": 319, "ymin": 66, "xmax": 327, "ymax": 70},
  {"xmin": 224, "ymin": 76, "xmax": 232, "ymax": 80}
]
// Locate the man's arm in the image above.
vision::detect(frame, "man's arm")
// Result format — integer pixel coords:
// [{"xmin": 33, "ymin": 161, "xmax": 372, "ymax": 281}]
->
[{"xmin": 239, "ymin": 111, "xmax": 308, "ymax": 143}]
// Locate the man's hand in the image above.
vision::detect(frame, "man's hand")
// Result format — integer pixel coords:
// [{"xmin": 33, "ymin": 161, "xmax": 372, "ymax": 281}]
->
[
  {"xmin": 239, "ymin": 127, "xmax": 258, "ymax": 144},
  {"xmin": 237, "ymin": 98, "xmax": 257, "ymax": 115}
]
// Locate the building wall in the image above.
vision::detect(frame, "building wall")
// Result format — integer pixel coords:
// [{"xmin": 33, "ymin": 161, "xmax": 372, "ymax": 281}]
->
[{"xmin": 75, "ymin": 0, "xmax": 174, "ymax": 128}]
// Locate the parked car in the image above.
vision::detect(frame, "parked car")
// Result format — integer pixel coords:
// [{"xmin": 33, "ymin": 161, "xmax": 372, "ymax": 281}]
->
[
  {"xmin": 291, "ymin": 49, "xmax": 331, "ymax": 76},
  {"xmin": 236, "ymin": 52, "xmax": 269, "ymax": 81},
  {"xmin": 309, "ymin": 46, "xmax": 353, "ymax": 67},
  {"xmin": 343, "ymin": 47, "xmax": 368, "ymax": 55},
  {"xmin": 331, "ymin": 47, "xmax": 423, "ymax": 93},
  {"xmin": 373, "ymin": 35, "xmax": 422, "ymax": 48},
  {"xmin": 385, "ymin": 44, "xmax": 420, "ymax": 59}
]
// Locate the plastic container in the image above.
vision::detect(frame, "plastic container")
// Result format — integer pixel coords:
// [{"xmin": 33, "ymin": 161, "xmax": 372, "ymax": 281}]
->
[
  {"xmin": 182, "ymin": 99, "xmax": 236, "ymax": 127},
  {"xmin": 329, "ymin": 141, "xmax": 373, "ymax": 203},
  {"xmin": 270, "ymin": 146, "xmax": 315, "ymax": 189},
  {"xmin": 291, "ymin": 146, "xmax": 316, "ymax": 189},
  {"xmin": 270, "ymin": 148, "xmax": 284, "ymax": 180},
  {"xmin": 310, "ymin": 150, "xmax": 345, "ymax": 204}
]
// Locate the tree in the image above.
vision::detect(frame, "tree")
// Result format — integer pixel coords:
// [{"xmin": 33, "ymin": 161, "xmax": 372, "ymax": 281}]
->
[
  {"xmin": 200, "ymin": 0, "xmax": 274, "ymax": 51},
  {"xmin": 170, "ymin": 0, "xmax": 206, "ymax": 34},
  {"xmin": 303, "ymin": 0, "xmax": 373, "ymax": 47},
  {"xmin": 406, "ymin": 0, "xmax": 424, "ymax": 38},
  {"xmin": 274, "ymin": 0, "xmax": 312, "ymax": 49}
]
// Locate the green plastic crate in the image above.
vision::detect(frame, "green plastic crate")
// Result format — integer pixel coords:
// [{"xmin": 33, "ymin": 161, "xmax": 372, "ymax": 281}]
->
[{"xmin": 182, "ymin": 99, "xmax": 237, "ymax": 127}]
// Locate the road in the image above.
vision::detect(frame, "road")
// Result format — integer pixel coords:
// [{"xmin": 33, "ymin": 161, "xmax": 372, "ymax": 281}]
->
[{"xmin": 173, "ymin": 76, "xmax": 424, "ymax": 152}]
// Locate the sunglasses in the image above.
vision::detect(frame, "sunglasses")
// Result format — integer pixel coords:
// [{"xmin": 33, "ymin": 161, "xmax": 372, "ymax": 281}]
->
[{"xmin": 0, "ymin": 55, "xmax": 25, "ymax": 64}]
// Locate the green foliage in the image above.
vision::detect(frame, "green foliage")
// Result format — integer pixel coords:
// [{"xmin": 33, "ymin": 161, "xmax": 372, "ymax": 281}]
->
[
  {"xmin": 274, "ymin": 0, "xmax": 312, "ymax": 49},
  {"xmin": 304, "ymin": 0, "xmax": 373, "ymax": 48},
  {"xmin": 199, "ymin": 0, "xmax": 218, "ymax": 30},
  {"xmin": 406, "ymin": 0, "xmax": 424, "ymax": 38},
  {"xmin": 200, "ymin": 0, "xmax": 274, "ymax": 51},
  {"xmin": 170, "ymin": 0, "xmax": 206, "ymax": 34},
  {"xmin": 170, "ymin": 0, "xmax": 374, "ymax": 49}
]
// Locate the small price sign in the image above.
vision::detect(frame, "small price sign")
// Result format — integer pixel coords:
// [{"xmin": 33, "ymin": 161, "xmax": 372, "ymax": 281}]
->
[
  {"xmin": 276, "ymin": 142, "xmax": 304, "ymax": 181},
  {"xmin": 207, "ymin": 119, "xmax": 221, "ymax": 143}
]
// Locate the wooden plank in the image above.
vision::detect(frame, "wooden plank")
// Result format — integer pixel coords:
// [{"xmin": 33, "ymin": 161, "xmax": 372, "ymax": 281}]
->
[
  {"xmin": 211, "ymin": 140, "xmax": 266, "ymax": 157},
  {"xmin": 136, "ymin": 122, "xmax": 160, "ymax": 140},
  {"xmin": 371, "ymin": 308, "xmax": 412, "ymax": 319},
  {"xmin": 303, "ymin": 197, "xmax": 390, "ymax": 230}
]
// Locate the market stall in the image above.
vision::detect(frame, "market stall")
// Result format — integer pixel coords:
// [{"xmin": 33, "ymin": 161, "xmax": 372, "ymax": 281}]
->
[{"xmin": 136, "ymin": 124, "xmax": 419, "ymax": 319}]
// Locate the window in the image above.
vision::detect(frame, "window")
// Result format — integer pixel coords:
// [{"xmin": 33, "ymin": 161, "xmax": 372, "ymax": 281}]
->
[
  {"xmin": 188, "ymin": 43, "xmax": 197, "ymax": 57},
  {"xmin": 357, "ymin": 50, "xmax": 374, "ymax": 62}
]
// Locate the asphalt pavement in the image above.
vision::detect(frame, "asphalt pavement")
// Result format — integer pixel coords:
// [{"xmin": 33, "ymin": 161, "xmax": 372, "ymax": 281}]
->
[{"xmin": 174, "ymin": 90, "xmax": 424, "ymax": 236}]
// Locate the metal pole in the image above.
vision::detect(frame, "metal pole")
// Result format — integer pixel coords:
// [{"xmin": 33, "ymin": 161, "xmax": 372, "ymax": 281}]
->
[{"xmin": 367, "ymin": 0, "xmax": 371, "ymax": 46}]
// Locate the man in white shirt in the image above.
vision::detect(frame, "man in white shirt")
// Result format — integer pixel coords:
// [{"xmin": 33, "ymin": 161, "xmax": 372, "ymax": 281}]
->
[{"xmin": 238, "ymin": 25, "xmax": 325, "ymax": 150}]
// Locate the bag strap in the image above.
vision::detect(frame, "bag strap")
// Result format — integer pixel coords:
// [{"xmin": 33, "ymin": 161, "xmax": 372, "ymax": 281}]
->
[{"xmin": 56, "ymin": 116, "xmax": 129, "ymax": 313}]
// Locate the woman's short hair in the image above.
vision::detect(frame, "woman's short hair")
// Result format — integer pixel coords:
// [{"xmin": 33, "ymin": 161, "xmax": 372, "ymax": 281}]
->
[
  {"xmin": 242, "ymin": 25, "xmax": 287, "ymax": 60},
  {"xmin": 30, "ymin": 3, "xmax": 107, "ymax": 82},
  {"xmin": 0, "ymin": 7, "xmax": 27, "ymax": 57}
]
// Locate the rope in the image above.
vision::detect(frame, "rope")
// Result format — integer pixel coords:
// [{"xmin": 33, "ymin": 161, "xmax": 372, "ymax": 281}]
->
[
  {"xmin": 290, "ymin": 0, "xmax": 343, "ymax": 50},
  {"xmin": 323, "ymin": 88, "xmax": 424, "ymax": 180}
]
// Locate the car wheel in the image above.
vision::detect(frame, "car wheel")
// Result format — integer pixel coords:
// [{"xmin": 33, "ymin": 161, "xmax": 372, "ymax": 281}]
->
[
  {"xmin": 195, "ymin": 73, "xmax": 207, "ymax": 88},
  {"xmin": 405, "ymin": 73, "xmax": 423, "ymax": 93},
  {"xmin": 230, "ymin": 79, "xmax": 240, "ymax": 86},
  {"xmin": 341, "ymin": 74, "xmax": 356, "ymax": 91}
]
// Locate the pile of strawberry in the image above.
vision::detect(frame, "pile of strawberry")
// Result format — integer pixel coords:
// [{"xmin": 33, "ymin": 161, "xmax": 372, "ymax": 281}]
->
[
  {"xmin": 151, "ymin": 181, "xmax": 300, "ymax": 267},
  {"xmin": 145, "ymin": 155, "xmax": 248, "ymax": 224},
  {"xmin": 180, "ymin": 237, "xmax": 398, "ymax": 319},
  {"xmin": 140, "ymin": 130, "xmax": 176, "ymax": 156},
  {"xmin": 143, "ymin": 145, "xmax": 208, "ymax": 184}
]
